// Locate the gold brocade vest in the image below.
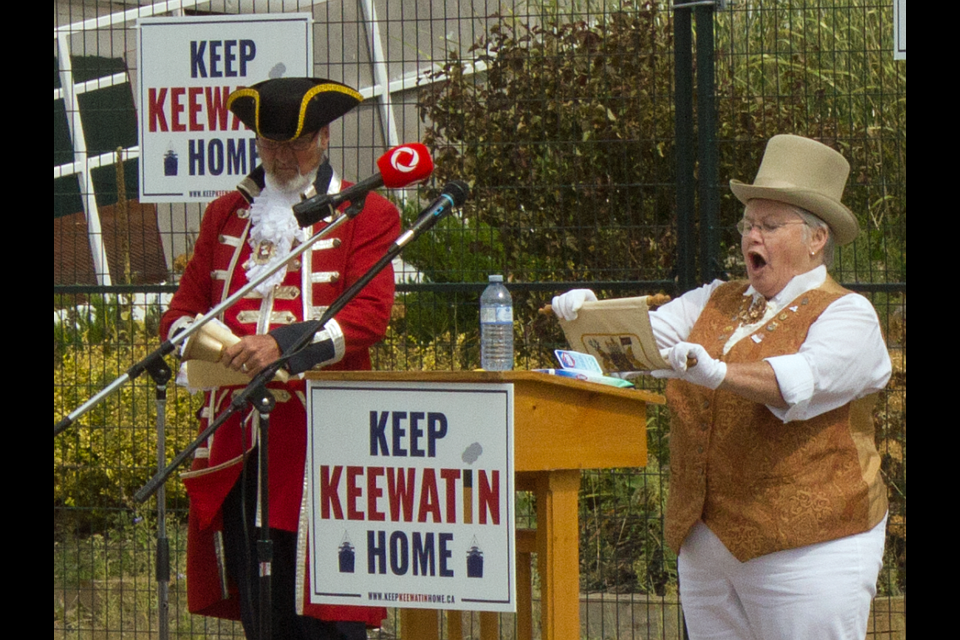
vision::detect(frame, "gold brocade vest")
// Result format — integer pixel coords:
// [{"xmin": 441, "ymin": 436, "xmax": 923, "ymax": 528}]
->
[{"xmin": 664, "ymin": 278, "xmax": 888, "ymax": 562}]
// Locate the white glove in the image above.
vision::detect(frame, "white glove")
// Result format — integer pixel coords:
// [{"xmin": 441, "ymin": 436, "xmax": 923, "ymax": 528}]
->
[
  {"xmin": 551, "ymin": 289, "xmax": 597, "ymax": 321},
  {"xmin": 651, "ymin": 342, "xmax": 727, "ymax": 390}
]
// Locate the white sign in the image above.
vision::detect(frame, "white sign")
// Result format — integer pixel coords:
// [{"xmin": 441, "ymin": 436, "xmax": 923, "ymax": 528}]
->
[
  {"xmin": 306, "ymin": 381, "xmax": 516, "ymax": 612},
  {"xmin": 894, "ymin": 0, "xmax": 906, "ymax": 60},
  {"xmin": 137, "ymin": 14, "xmax": 312, "ymax": 203}
]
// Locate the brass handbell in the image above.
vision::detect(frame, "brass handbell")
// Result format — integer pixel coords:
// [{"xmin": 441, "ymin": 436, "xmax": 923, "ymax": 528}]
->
[
  {"xmin": 181, "ymin": 315, "xmax": 289, "ymax": 386},
  {"xmin": 181, "ymin": 315, "xmax": 240, "ymax": 362}
]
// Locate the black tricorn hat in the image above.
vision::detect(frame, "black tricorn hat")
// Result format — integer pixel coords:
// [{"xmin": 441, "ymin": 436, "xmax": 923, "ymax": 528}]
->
[{"xmin": 227, "ymin": 77, "xmax": 362, "ymax": 141}]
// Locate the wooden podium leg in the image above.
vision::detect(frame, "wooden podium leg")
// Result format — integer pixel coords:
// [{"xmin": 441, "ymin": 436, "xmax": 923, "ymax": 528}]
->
[
  {"xmin": 479, "ymin": 611, "xmax": 498, "ymax": 640},
  {"xmin": 536, "ymin": 470, "xmax": 581, "ymax": 640},
  {"xmin": 516, "ymin": 529, "xmax": 537, "ymax": 640},
  {"xmin": 401, "ymin": 609, "xmax": 439, "ymax": 640},
  {"xmin": 446, "ymin": 610, "xmax": 463, "ymax": 640}
]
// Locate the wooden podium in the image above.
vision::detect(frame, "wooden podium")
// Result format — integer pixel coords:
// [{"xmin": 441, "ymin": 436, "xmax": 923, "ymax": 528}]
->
[{"xmin": 306, "ymin": 371, "xmax": 664, "ymax": 640}]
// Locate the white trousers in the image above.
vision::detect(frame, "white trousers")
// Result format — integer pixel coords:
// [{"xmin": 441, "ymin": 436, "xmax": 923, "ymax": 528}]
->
[{"xmin": 678, "ymin": 515, "xmax": 887, "ymax": 640}]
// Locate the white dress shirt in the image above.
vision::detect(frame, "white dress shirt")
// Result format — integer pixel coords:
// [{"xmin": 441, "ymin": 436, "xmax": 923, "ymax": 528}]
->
[{"xmin": 650, "ymin": 266, "xmax": 892, "ymax": 422}]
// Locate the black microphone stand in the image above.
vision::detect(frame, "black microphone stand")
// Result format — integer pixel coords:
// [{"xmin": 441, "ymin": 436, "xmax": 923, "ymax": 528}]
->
[
  {"xmin": 267, "ymin": 181, "xmax": 470, "ymax": 362},
  {"xmin": 146, "ymin": 355, "xmax": 173, "ymax": 640},
  {"xmin": 253, "ymin": 386, "xmax": 276, "ymax": 640}
]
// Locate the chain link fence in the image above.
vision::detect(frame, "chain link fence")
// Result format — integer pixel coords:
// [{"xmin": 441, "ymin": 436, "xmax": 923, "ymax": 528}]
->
[{"xmin": 55, "ymin": 1, "xmax": 905, "ymax": 638}]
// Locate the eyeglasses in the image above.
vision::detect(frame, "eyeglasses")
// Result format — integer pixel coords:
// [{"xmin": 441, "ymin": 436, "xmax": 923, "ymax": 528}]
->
[
  {"xmin": 736, "ymin": 218, "xmax": 807, "ymax": 237},
  {"xmin": 257, "ymin": 132, "xmax": 318, "ymax": 153}
]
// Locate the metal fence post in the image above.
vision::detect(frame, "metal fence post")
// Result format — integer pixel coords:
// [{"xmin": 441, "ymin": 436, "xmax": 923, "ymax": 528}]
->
[
  {"xmin": 696, "ymin": 4, "xmax": 720, "ymax": 283},
  {"xmin": 673, "ymin": 4, "xmax": 697, "ymax": 294}
]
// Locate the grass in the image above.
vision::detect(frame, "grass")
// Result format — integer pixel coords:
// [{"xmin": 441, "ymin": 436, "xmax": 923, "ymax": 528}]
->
[{"xmin": 54, "ymin": 516, "xmax": 244, "ymax": 639}]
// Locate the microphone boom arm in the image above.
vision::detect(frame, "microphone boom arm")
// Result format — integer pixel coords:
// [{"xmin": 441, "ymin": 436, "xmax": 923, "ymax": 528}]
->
[
  {"xmin": 54, "ymin": 204, "xmax": 352, "ymax": 438},
  {"xmin": 133, "ymin": 181, "xmax": 469, "ymax": 500}
]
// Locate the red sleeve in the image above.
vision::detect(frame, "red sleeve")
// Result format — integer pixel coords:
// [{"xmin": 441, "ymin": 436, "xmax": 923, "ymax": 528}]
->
[{"xmin": 325, "ymin": 191, "xmax": 399, "ymax": 367}]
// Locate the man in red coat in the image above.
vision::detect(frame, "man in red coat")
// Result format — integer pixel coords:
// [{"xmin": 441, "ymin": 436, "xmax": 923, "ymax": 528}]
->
[{"xmin": 160, "ymin": 78, "xmax": 396, "ymax": 640}]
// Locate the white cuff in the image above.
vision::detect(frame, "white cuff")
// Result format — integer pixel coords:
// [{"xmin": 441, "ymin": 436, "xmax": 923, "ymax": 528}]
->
[
  {"xmin": 765, "ymin": 353, "xmax": 815, "ymax": 423},
  {"xmin": 168, "ymin": 315, "xmax": 196, "ymax": 342},
  {"xmin": 312, "ymin": 318, "xmax": 345, "ymax": 369}
]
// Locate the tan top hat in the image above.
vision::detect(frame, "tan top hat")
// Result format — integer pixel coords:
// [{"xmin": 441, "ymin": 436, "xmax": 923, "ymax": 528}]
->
[{"xmin": 730, "ymin": 134, "xmax": 859, "ymax": 245}]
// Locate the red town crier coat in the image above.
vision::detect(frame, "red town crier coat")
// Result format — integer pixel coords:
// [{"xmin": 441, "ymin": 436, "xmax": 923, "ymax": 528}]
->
[{"xmin": 160, "ymin": 174, "xmax": 397, "ymax": 625}]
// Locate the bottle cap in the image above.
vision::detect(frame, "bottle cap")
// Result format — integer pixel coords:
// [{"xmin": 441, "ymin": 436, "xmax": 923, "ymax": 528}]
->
[{"xmin": 488, "ymin": 274, "xmax": 503, "ymax": 283}]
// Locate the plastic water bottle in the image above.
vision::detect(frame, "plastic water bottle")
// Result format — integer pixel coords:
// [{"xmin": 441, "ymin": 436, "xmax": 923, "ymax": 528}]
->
[{"xmin": 480, "ymin": 275, "xmax": 514, "ymax": 371}]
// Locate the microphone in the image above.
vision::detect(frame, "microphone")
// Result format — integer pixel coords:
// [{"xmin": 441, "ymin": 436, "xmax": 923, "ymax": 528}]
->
[
  {"xmin": 394, "ymin": 180, "xmax": 470, "ymax": 248},
  {"xmin": 293, "ymin": 143, "xmax": 434, "ymax": 227}
]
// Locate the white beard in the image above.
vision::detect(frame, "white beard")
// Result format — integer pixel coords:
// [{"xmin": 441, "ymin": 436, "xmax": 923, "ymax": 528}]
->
[{"xmin": 264, "ymin": 167, "xmax": 314, "ymax": 196}]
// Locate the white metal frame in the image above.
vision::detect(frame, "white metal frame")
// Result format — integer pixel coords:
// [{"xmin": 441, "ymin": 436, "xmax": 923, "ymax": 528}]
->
[{"xmin": 54, "ymin": 0, "xmax": 485, "ymax": 285}]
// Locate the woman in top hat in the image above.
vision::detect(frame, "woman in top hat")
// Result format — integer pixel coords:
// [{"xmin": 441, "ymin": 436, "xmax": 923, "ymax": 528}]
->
[{"xmin": 553, "ymin": 135, "xmax": 891, "ymax": 639}]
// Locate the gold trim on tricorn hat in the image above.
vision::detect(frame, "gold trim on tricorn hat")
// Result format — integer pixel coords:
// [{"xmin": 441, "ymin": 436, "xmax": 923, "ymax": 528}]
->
[
  {"xmin": 227, "ymin": 77, "xmax": 362, "ymax": 142},
  {"xmin": 730, "ymin": 134, "xmax": 859, "ymax": 245}
]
